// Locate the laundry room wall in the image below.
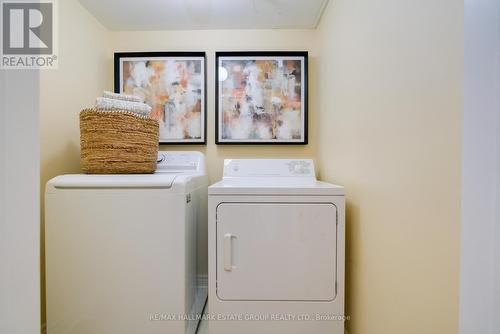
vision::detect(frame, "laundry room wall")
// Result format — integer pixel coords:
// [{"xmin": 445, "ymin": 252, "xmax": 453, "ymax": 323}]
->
[
  {"xmin": 460, "ymin": 0, "xmax": 500, "ymax": 332},
  {"xmin": 316, "ymin": 0, "xmax": 463, "ymax": 333},
  {"xmin": 109, "ymin": 29, "xmax": 318, "ymax": 183},
  {"xmin": 40, "ymin": 0, "xmax": 111, "ymax": 327}
]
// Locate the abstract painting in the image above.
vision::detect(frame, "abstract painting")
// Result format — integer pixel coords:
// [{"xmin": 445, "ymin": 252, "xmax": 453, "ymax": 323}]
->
[
  {"xmin": 216, "ymin": 52, "xmax": 308, "ymax": 144},
  {"xmin": 115, "ymin": 52, "xmax": 206, "ymax": 144}
]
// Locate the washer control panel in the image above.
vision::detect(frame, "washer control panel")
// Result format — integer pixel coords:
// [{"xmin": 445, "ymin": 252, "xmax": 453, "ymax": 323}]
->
[
  {"xmin": 156, "ymin": 151, "xmax": 205, "ymax": 173},
  {"xmin": 223, "ymin": 159, "xmax": 315, "ymax": 178}
]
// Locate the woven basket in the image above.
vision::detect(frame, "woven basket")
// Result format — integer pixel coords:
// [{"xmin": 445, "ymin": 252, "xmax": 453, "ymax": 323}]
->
[{"xmin": 80, "ymin": 109, "xmax": 159, "ymax": 174}]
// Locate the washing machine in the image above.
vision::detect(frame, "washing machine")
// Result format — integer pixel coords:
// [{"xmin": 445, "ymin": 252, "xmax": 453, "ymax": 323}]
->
[
  {"xmin": 45, "ymin": 151, "xmax": 208, "ymax": 334},
  {"xmin": 208, "ymin": 159, "xmax": 345, "ymax": 334}
]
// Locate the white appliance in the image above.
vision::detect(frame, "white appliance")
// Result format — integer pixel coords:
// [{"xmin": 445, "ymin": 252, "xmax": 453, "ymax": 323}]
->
[
  {"xmin": 208, "ymin": 159, "xmax": 345, "ymax": 334},
  {"xmin": 45, "ymin": 151, "xmax": 208, "ymax": 334}
]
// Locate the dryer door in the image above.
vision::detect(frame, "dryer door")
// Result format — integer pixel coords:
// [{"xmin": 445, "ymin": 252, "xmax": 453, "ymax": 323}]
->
[{"xmin": 216, "ymin": 202, "xmax": 337, "ymax": 301}]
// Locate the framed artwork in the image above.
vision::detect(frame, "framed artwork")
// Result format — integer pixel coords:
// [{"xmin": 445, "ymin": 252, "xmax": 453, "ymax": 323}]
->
[
  {"xmin": 216, "ymin": 51, "xmax": 308, "ymax": 145},
  {"xmin": 114, "ymin": 52, "xmax": 206, "ymax": 144}
]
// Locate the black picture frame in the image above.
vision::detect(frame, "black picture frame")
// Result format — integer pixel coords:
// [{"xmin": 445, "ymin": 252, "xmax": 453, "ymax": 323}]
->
[
  {"xmin": 114, "ymin": 52, "xmax": 207, "ymax": 145},
  {"xmin": 215, "ymin": 51, "xmax": 308, "ymax": 145}
]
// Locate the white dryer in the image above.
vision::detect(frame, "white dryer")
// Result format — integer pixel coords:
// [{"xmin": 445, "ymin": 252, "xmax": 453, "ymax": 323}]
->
[
  {"xmin": 45, "ymin": 151, "xmax": 208, "ymax": 334},
  {"xmin": 208, "ymin": 159, "xmax": 345, "ymax": 334}
]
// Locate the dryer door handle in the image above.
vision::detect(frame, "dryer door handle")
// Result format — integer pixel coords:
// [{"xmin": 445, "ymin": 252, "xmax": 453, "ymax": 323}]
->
[{"xmin": 223, "ymin": 233, "xmax": 233, "ymax": 271}]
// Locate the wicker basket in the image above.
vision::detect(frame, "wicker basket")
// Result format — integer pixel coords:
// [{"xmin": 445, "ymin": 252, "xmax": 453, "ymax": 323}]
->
[{"xmin": 80, "ymin": 109, "xmax": 159, "ymax": 174}]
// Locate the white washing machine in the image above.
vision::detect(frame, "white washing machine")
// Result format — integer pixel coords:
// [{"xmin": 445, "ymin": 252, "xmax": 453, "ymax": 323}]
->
[
  {"xmin": 208, "ymin": 159, "xmax": 345, "ymax": 334},
  {"xmin": 45, "ymin": 151, "xmax": 208, "ymax": 334}
]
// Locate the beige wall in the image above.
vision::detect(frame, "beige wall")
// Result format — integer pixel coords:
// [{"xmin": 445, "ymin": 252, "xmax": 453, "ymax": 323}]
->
[
  {"xmin": 40, "ymin": 0, "xmax": 110, "ymax": 325},
  {"xmin": 316, "ymin": 0, "xmax": 462, "ymax": 333},
  {"xmin": 111, "ymin": 29, "xmax": 318, "ymax": 183}
]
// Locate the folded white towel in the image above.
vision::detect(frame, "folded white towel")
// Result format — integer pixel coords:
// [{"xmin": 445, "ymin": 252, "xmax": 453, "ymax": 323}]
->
[
  {"xmin": 103, "ymin": 91, "xmax": 143, "ymax": 103},
  {"xmin": 95, "ymin": 97, "xmax": 152, "ymax": 117}
]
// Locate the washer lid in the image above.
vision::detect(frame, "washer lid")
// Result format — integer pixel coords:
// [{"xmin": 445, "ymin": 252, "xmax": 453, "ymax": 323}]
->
[
  {"xmin": 48, "ymin": 174, "xmax": 177, "ymax": 189},
  {"xmin": 48, "ymin": 151, "xmax": 207, "ymax": 189}
]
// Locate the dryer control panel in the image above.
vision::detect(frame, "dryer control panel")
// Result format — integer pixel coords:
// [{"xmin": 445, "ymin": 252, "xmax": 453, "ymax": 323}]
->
[
  {"xmin": 223, "ymin": 159, "xmax": 316, "ymax": 178},
  {"xmin": 156, "ymin": 151, "xmax": 205, "ymax": 174}
]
